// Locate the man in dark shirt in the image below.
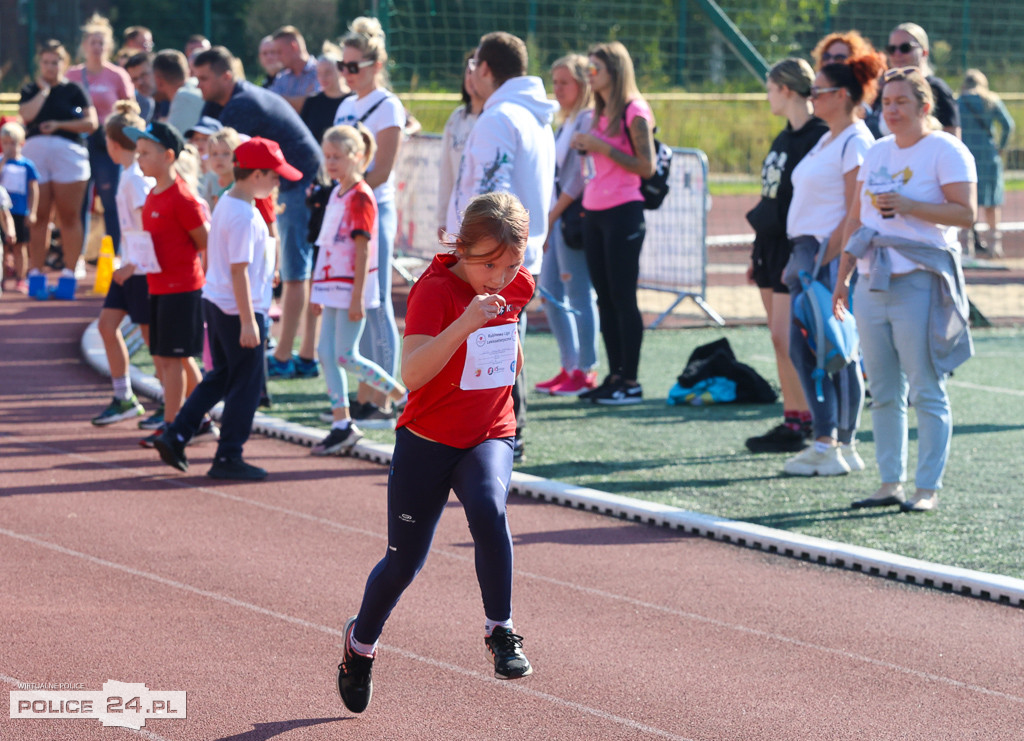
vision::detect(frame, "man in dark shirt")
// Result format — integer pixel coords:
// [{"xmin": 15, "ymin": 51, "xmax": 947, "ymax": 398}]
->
[{"xmin": 193, "ymin": 46, "xmax": 324, "ymax": 378}]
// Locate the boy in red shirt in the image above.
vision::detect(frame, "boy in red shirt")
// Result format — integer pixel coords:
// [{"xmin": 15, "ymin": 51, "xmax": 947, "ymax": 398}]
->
[{"xmin": 124, "ymin": 122, "xmax": 210, "ymax": 444}]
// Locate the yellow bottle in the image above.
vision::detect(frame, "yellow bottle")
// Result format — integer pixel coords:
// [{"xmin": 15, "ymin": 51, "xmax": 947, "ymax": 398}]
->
[{"xmin": 93, "ymin": 236, "xmax": 115, "ymax": 296}]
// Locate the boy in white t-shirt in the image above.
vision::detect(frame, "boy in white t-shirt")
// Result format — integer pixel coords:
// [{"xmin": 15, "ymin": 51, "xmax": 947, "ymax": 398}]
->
[{"xmin": 153, "ymin": 137, "xmax": 301, "ymax": 480}]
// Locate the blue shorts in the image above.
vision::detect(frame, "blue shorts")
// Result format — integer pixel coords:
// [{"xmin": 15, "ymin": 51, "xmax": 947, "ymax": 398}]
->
[
  {"xmin": 102, "ymin": 274, "xmax": 150, "ymax": 325},
  {"xmin": 278, "ymin": 183, "xmax": 314, "ymax": 282}
]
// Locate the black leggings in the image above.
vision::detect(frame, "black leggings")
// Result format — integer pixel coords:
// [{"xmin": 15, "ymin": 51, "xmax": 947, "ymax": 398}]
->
[
  {"xmin": 352, "ymin": 427, "xmax": 516, "ymax": 645},
  {"xmin": 582, "ymin": 201, "xmax": 646, "ymax": 381}
]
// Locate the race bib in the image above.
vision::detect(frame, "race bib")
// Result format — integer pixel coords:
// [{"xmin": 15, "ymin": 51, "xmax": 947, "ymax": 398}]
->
[{"xmin": 460, "ymin": 324, "xmax": 518, "ymax": 390}]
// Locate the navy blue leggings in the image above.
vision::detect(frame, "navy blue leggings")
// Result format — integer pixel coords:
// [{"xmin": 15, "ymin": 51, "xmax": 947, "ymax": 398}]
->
[{"xmin": 352, "ymin": 427, "xmax": 516, "ymax": 645}]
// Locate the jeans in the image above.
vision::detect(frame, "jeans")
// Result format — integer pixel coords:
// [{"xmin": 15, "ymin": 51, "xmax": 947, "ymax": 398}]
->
[
  {"xmin": 277, "ymin": 182, "xmax": 314, "ymax": 281},
  {"xmin": 582, "ymin": 201, "xmax": 646, "ymax": 380},
  {"xmin": 169, "ymin": 301, "xmax": 266, "ymax": 461},
  {"xmin": 854, "ymin": 271, "xmax": 952, "ymax": 489},
  {"xmin": 788, "ymin": 254, "xmax": 864, "ymax": 443},
  {"xmin": 318, "ymin": 306, "xmax": 401, "ymax": 409},
  {"xmin": 359, "ymin": 197, "xmax": 400, "ymax": 377},
  {"xmin": 352, "ymin": 428, "xmax": 516, "ymax": 645},
  {"xmin": 539, "ymin": 219, "xmax": 599, "ymax": 371}
]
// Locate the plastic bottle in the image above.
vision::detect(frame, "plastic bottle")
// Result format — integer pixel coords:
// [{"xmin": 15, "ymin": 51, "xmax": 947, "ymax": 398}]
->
[{"xmin": 92, "ymin": 236, "xmax": 115, "ymax": 295}]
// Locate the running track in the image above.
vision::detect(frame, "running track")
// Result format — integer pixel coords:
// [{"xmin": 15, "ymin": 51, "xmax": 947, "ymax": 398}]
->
[{"xmin": 2, "ymin": 292, "xmax": 1023, "ymax": 740}]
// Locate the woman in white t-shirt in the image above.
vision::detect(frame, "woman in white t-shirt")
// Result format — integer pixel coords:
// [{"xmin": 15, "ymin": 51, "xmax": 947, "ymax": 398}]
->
[
  {"xmin": 832, "ymin": 67, "xmax": 977, "ymax": 513},
  {"xmin": 781, "ymin": 51, "xmax": 886, "ymax": 479},
  {"xmin": 332, "ymin": 16, "xmax": 405, "ymax": 427}
]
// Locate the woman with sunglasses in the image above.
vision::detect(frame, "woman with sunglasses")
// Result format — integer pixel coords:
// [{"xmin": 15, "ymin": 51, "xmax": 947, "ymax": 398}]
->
[
  {"xmin": 872, "ymin": 23, "xmax": 959, "ymax": 139},
  {"xmin": 780, "ymin": 51, "xmax": 886, "ymax": 477},
  {"xmin": 742, "ymin": 59, "xmax": 828, "ymax": 452},
  {"xmin": 569, "ymin": 42, "xmax": 656, "ymax": 406},
  {"xmin": 332, "ymin": 17, "xmax": 405, "ymax": 428},
  {"xmin": 810, "ymin": 31, "xmax": 873, "ymax": 71},
  {"xmin": 832, "ymin": 67, "xmax": 976, "ymax": 513}
]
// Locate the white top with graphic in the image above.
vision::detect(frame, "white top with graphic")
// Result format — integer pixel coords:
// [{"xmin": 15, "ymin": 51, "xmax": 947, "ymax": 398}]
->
[
  {"xmin": 332, "ymin": 89, "xmax": 405, "ymax": 204},
  {"xmin": 115, "ymin": 161, "xmax": 155, "ymax": 274},
  {"xmin": 857, "ymin": 131, "xmax": 976, "ymax": 274},
  {"xmin": 311, "ymin": 180, "xmax": 380, "ymax": 311}
]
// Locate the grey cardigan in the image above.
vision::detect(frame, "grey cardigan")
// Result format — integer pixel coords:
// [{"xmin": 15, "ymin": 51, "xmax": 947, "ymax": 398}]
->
[{"xmin": 845, "ymin": 226, "xmax": 974, "ymax": 376}]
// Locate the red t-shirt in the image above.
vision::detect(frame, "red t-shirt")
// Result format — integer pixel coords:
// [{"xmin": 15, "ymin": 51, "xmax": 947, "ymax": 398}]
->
[
  {"xmin": 143, "ymin": 177, "xmax": 208, "ymax": 295},
  {"xmin": 397, "ymin": 253, "xmax": 535, "ymax": 449}
]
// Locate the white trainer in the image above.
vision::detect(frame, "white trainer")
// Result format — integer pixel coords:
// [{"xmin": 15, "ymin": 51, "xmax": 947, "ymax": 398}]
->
[
  {"xmin": 840, "ymin": 442, "xmax": 865, "ymax": 471},
  {"xmin": 783, "ymin": 445, "xmax": 851, "ymax": 476}
]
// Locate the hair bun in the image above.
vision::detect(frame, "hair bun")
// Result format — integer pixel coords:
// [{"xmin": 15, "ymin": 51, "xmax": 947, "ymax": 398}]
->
[{"xmin": 349, "ymin": 16, "xmax": 385, "ymax": 42}]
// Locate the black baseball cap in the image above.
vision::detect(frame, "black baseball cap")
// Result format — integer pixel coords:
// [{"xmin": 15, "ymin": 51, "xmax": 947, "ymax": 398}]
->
[{"xmin": 124, "ymin": 122, "xmax": 186, "ymax": 158}]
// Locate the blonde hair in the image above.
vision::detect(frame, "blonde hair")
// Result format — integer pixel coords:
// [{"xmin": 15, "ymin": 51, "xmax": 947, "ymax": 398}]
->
[
  {"xmin": 448, "ymin": 192, "xmax": 529, "ymax": 262},
  {"xmin": 342, "ymin": 17, "xmax": 389, "ymax": 89},
  {"xmin": 551, "ymin": 54, "xmax": 592, "ymax": 123},
  {"xmin": 207, "ymin": 126, "xmax": 243, "ymax": 153},
  {"xmin": 962, "ymin": 69, "xmax": 999, "ymax": 108},
  {"xmin": 175, "ymin": 143, "xmax": 202, "ymax": 196},
  {"xmin": 588, "ymin": 42, "xmax": 642, "ymax": 136},
  {"xmin": 892, "ymin": 22, "xmax": 932, "ymax": 75},
  {"xmin": 1, "ymin": 121, "xmax": 26, "ymax": 144},
  {"xmin": 767, "ymin": 58, "xmax": 814, "ymax": 98},
  {"xmin": 104, "ymin": 99, "xmax": 144, "ymax": 150},
  {"xmin": 79, "ymin": 13, "xmax": 115, "ymax": 60},
  {"xmin": 322, "ymin": 122, "xmax": 377, "ymax": 173},
  {"xmin": 880, "ymin": 67, "xmax": 941, "ymax": 131}
]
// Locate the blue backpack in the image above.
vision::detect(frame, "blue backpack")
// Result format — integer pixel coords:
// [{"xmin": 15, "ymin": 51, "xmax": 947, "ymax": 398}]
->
[{"xmin": 791, "ymin": 246, "xmax": 859, "ymax": 403}]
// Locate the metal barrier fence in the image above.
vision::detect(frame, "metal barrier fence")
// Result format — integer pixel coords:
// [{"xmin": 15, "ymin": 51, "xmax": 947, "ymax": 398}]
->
[{"xmin": 392, "ymin": 136, "xmax": 722, "ymax": 327}]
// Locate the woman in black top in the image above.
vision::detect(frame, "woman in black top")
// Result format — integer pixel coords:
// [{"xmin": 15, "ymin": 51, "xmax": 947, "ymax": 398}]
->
[
  {"xmin": 300, "ymin": 48, "xmax": 353, "ymax": 147},
  {"xmin": 744, "ymin": 58, "xmax": 828, "ymax": 453},
  {"xmin": 19, "ymin": 39, "xmax": 97, "ymax": 282}
]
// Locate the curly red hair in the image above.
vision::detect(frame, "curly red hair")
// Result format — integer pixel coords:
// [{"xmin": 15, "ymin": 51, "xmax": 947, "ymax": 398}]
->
[{"xmin": 811, "ymin": 31, "xmax": 875, "ymax": 71}]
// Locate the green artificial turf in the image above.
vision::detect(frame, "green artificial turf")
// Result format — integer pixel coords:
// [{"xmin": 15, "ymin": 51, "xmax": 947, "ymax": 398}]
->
[{"xmin": 130, "ymin": 325, "xmax": 1024, "ymax": 579}]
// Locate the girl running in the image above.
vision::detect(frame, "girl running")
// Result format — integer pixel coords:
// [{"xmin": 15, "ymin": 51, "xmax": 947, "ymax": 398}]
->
[
  {"xmin": 309, "ymin": 124, "xmax": 405, "ymax": 455},
  {"xmin": 336, "ymin": 192, "xmax": 536, "ymax": 714}
]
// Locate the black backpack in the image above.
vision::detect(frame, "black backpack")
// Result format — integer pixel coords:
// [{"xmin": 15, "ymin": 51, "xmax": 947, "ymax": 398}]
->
[{"xmin": 624, "ymin": 101, "xmax": 672, "ymax": 210}]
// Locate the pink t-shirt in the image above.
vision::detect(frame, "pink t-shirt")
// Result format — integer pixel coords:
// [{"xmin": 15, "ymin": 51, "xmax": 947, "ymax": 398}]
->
[
  {"xmin": 66, "ymin": 63, "xmax": 134, "ymax": 124},
  {"xmin": 581, "ymin": 98, "xmax": 653, "ymax": 211}
]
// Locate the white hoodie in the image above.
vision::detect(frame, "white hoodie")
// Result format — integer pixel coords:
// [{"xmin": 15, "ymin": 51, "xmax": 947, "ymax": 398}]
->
[{"xmin": 449, "ymin": 75, "xmax": 558, "ymax": 274}]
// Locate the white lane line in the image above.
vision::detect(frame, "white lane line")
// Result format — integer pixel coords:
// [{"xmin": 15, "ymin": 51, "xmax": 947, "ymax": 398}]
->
[
  {"xmin": 947, "ymin": 380, "xmax": 1024, "ymax": 397},
  {"xmin": 0, "ymin": 673, "xmax": 174, "ymax": 741},
  {"xmin": 0, "ymin": 528, "xmax": 694, "ymax": 741},
  {"xmin": 8, "ymin": 438, "xmax": 1024, "ymax": 708}
]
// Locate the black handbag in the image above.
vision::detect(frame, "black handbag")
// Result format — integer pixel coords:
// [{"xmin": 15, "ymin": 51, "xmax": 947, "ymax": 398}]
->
[{"xmin": 559, "ymin": 197, "xmax": 586, "ymax": 250}]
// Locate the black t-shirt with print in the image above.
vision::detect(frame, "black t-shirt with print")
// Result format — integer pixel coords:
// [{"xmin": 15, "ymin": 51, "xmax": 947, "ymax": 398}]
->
[{"xmin": 20, "ymin": 81, "xmax": 92, "ymax": 143}]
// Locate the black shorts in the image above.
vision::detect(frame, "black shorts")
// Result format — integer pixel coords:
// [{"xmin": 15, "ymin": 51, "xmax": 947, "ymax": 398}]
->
[
  {"xmin": 10, "ymin": 214, "xmax": 30, "ymax": 244},
  {"xmin": 102, "ymin": 274, "xmax": 151, "ymax": 325},
  {"xmin": 149, "ymin": 289, "xmax": 204, "ymax": 358},
  {"xmin": 750, "ymin": 234, "xmax": 792, "ymax": 294}
]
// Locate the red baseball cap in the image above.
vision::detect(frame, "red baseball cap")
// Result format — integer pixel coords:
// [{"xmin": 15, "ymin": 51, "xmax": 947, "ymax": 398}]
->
[{"xmin": 233, "ymin": 137, "xmax": 303, "ymax": 181}]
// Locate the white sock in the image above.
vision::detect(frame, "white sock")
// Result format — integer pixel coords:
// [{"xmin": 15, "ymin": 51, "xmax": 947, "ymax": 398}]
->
[
  {"xmin": 112, "ymin": 375, "xmax": 132, "ymax": 401},
  {"xmin": 813, "ymin": 440, "xmax": 831, "ymax": 454},
  {"xmin": 331, "ymin": 419, "xmax": 351, "ymax": 431},
  {"xmin": 348, "ymin": 632, "xmax": 377, "ymax": 657},
  {"xmin": 485, "ymin": 618, "xmax": 514, "ymax": 637}
]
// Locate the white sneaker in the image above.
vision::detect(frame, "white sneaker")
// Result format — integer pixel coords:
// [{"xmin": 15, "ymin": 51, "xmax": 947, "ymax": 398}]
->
[
  {"xmin": 74, "ymin": 256, "xmax": 88, "ymax": 280},
  {"xmin": 840, "ymin": 443, "xmax": 865, "ymax": 471},
  {"xmin": 783, "ymin": 445, "xmax": 850, "ymax": 476}
]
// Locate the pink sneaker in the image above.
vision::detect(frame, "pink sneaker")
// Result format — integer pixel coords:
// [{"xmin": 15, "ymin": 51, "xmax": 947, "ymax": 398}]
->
[
  {"xmin": 550, "ymin": 369, "xmax": 599, "ymax": 396},
  {"xmin": 534, "ymin": 368, "xmax": 570, "ymax": 394}
]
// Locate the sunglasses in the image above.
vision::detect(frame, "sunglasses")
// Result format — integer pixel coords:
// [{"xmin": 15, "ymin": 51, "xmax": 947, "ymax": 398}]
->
[
  {"xmin": 809, "ymin": 85, "xmax": 841, "ymax": 99},
  {"xmin": 820, "ymin": 52, "xmax": 848, "ymax": 63},
  {"xmin": 886, "ymin": 42, "xmax": 919, "ymax": 55},
  {"xmin": 338, "ymin": 59, "xmax": 374, "ymax": 75},
  {"xmin": 586, "ymin": 61, "xmax": 603, "ymax": 75},
  {"xmin": 883, "ymin": 66, "xmax": 919, "ymax": 82}
]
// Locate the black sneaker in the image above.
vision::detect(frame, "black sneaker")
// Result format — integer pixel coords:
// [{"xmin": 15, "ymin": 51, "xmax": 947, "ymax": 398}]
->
[
  {"xmin": 485, "ymin": 626, "xmax": 533, "ymax": 679},
  {"xmin": 353, "ymin": 402, "xmax": 396, "ymax": 429},
  {"xmin": 207, "ymin": 457, "xmax": 268, "ymax": 480},
  {"xmin": 338, "ymin": 616, "xmax": 374, "ymax": 713},
  {"xmin": 153, "ymin": 429, "xmax": 189, "ymax": 472},
  {"xmin": 745, "ymin": 423, "xmax": 808, "ymax": 453},
  {"xmin": 578, "ymin": 374, "xmax": 616, "ymax": 401},
  {"xmin": 592, "ymin": 381, "xmax": 643, "ymax": 406},
  {"xmin": 311, "ymin": 424, "xmax": 363, "ymax": 456}
]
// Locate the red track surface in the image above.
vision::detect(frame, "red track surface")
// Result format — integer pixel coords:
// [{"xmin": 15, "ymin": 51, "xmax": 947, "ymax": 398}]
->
[{"xmin": 2, "ymin": 292, "xmax": 1023, "ymax": 741}]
